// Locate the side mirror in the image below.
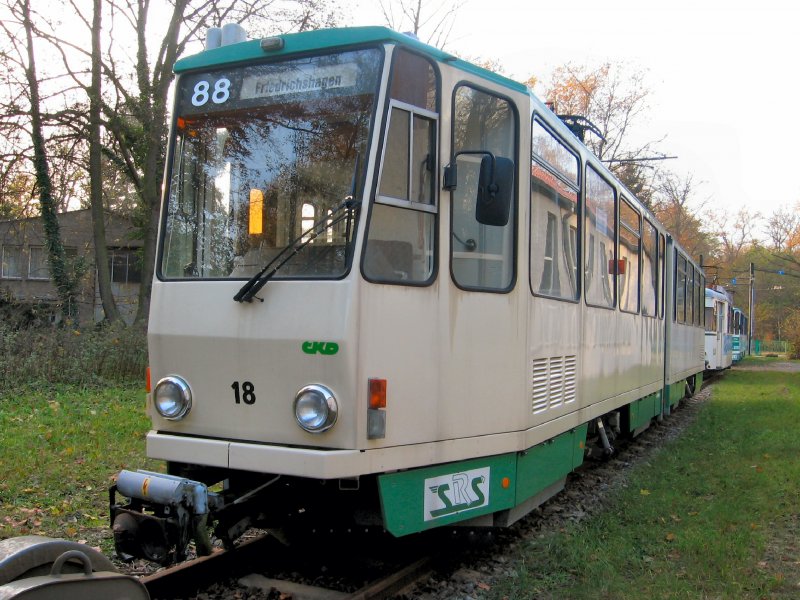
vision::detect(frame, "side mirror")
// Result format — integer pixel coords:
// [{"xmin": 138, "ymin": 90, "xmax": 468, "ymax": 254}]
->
[
  {"xmin": 476, "ymin": 155, "xmax": 514, "ymax": 226},
  {"xmin": 443, "ymin": 151, "xmax": 514, "ymax": 227}
]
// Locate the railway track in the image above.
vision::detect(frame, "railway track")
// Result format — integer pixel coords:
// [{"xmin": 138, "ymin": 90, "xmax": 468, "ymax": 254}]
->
[{"xmin": 139, "ymin": 532, "xmax": 435, "ymax": 600}]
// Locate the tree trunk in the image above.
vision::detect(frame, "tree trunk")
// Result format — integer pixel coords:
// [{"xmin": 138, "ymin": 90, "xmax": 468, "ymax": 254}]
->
[
  {"xmin": 133, "ymin": 0, "xmax": 188, "ymax": 324},
  {"xmin": 20, "ymin": 0, "xmax": 79, "ymax": 323},
  {"xmin": 90, "ymin": 0, "xmax": 122, "ymax": 323}
]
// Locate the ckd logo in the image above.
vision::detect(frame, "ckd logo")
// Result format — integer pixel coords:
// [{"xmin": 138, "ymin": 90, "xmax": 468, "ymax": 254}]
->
[
  {"xmin": 423, "ymin": 467, "xmax": 490, "ymax": 521},
  {"xmin": 302, "ymin": 341, "xmax": 339, "ymax": 355}
]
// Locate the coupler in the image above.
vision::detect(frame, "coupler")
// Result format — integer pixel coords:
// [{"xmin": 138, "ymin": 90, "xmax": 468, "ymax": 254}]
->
[{"xmin": 110, "ymin": 470, "xmax": 219, "ymax": 565}]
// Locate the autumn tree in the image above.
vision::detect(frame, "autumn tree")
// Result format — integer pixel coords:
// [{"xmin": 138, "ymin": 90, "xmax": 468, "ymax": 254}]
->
[
  {"xmin": 765, "ymin": 202, "xmax": 800, "ymax": 254},
  {"xmin": 544, "ymin": 62, "xmax": 663, "ymax": 204},
  {"xmin": 651, "ymin": 171, "xmax": 715, "ymax": 261},
  {"xmin": 711, "ymin": 206, "xmax": 760, "ymax": 268}
]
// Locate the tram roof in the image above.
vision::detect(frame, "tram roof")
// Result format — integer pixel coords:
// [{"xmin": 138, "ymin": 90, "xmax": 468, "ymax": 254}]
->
[{"xmin": 174, "ymin": 26, "xmax": 528, "ymax": 95}]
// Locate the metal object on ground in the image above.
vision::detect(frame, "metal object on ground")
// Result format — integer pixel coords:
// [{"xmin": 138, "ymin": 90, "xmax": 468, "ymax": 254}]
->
[{"xmin": 0, "ymin": 536, "xmax": 149, "ymax": 599}]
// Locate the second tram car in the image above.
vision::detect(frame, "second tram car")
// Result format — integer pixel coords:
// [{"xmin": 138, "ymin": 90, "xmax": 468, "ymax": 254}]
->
[
  {"xmin": 110, "ymin": 25, "xmax": 706, "ymax": 564},
  {"xmin": 704, "ymin": 285, "xmax": 734, "ymax": 371}
]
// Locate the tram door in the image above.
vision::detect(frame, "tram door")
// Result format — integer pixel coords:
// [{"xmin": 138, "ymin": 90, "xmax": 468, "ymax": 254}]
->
[{"xmin": 441, "ymin": 83, "xmax": 528, "ymax": 438}]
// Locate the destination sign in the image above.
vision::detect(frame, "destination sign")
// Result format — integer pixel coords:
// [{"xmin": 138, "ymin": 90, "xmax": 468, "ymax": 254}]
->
[{"xmin": 240, "ymin": 64, "xmax": 359, "ymax": 100}]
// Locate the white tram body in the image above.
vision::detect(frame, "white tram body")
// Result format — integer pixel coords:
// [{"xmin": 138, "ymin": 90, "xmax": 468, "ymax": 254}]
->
[
  {"xmin": 704, "ymin": 286, "xmax": 734, "ymax": 371},
  {"xmin": 111, "ymin": 26, "xmax": 705, "ymax": 563}
]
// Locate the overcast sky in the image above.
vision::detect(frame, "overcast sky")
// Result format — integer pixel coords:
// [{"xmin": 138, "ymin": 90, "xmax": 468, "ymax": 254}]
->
[{"xmin": 349, "ymin": 0, "xmax": 799, "ymax": 222}]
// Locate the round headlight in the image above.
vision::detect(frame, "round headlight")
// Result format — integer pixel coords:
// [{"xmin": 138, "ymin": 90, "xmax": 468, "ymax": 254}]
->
[
  {"xmin": 153, "ymin": 376, "xmax": 192, "ymax": 420},
  {"xmin": 294, "ymin": 384, "xmax": 337, "ymax": 433}
]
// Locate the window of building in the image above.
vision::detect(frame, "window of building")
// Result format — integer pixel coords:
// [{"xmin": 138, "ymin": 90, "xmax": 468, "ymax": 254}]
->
[
  {"xmin": 1, "ymin": 246, "xmax": 22, "ymax": 279},
  {"xmin": 530, "ymin": 118, "xmax": 579, "ymax": 301},
  {"xmin": 584, "ymin": 165, "xmax": 616, "ymax": 308},
  {"xmin": 364, "ymin": 48, "xmax": 438, "ymax": 284},
  {"xmin": 28, "ymin": 246, "xmax": 49, "ymax": 280},
  {"xmin": 450, "ymin": 85, "xmax": 517, "ymax": 291},
  {"xmin": 108, "ymin": 249, "xmax": 142, "ymax": 284}
]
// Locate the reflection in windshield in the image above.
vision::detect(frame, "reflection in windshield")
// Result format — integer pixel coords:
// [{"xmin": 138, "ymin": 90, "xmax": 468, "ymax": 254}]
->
[{"xmin": 161, "ymin": 49, "xmax": 382, "ymax": 280}]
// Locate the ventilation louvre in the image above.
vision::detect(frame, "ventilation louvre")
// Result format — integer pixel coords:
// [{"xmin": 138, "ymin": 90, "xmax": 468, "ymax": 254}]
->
[{"xmin": 531, "ymin": 355, "xmax": 577, "ymax": 415}]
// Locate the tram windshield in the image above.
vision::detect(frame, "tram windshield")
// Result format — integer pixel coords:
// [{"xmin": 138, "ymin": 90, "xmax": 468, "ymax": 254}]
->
[{"xmin": 160, "ymin": 48, "xmax": 383, "ymax": 280}]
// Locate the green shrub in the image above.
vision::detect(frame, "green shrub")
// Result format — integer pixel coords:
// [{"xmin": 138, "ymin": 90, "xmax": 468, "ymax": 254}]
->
[{"xmin": 0, "ymin": 321, "xmax": 148, "ymax": 390}]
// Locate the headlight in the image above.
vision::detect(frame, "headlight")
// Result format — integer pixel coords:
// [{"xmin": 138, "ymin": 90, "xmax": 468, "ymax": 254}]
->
[
  {"xmin": 294, "ymin": 384, "xmax": 337, "ymax": 433},
  {"xmin": 153, "ymin": 376, "xmax": 192, "ymax": 420}
]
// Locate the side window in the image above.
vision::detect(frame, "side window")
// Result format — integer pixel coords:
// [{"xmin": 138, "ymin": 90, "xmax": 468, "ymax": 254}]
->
[
  {"xmin": 584, "ymin": 165, "xmax": 616, "ymax": 308},
  {"xmin": 658, "ymin": 234, "xmax": 666, "ymax": 319},
  {"xmin": 530, "ymin": 118, "xmax": 579, "ymax": 301},
  {"xmin": 450, "ymin": 85, "xmax": 517, "ymax": 291},
  {"xmin": 364, "ymin": 49, "xmax": 437, "ymax": 284},
  {"xmin": 687, "ymin": 265, "xmax": 695, "ymax": 325},
  {"xmin": 675, "ymin": 252, "xmax": 687, "ymax": 323},
  {"xmin": 619, "ymin": 198, "xmax": 640, "ymax": 314},
  {"xmin": 699, "ymin": 275, "xmax": 706, "ymax": 327},
  {"xmin": 705, "ymin": 294, "xmax": 715, "ymax": 331},
  {"xmin": 641, "ymin": 219, "xmax": 657, "ymax": 317}
]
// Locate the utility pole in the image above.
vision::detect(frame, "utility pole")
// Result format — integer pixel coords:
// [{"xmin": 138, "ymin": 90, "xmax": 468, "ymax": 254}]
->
[{"xmin": 748, "ymin": 262, "xmax": 755, "ymax": 355}]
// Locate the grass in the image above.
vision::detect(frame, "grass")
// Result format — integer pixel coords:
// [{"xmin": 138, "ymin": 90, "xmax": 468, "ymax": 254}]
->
[
  {"xmin": 489, "ymin": 362, "xmax": 800, "ymax": 599},
  {"xmin": 0, "ymin": 384, "xmax": 159, "ymax": 554},
  {"xmin": 1, "ymin": 360, "xmax": 797, "ymax": 594}
]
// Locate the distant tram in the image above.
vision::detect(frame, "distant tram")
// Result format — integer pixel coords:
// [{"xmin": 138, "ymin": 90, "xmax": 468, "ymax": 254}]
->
[
  {"xmin": 110, "ymin": 25, "xmax": 706, "ymax": 564},
  {"xmin": 704, "ymin": 285, "xmax": 733, "ymax": 371}
]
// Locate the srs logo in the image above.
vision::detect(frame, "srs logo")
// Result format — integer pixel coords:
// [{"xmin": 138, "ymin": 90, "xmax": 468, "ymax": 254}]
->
[
  {"xmin": 302, "ymin": 341, "xmax": 339, "ymax": 355},
  {"xmin": 423, "ymin": 467, "xmax": 490, "ymax": 521}
]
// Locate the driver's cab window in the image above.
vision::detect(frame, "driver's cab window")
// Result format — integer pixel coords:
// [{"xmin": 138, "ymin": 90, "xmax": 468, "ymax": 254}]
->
[
  {"xmin": 363, "ymin": 48, "xmax": 438, "ymax": 284},
  {"xmin": 450, "ymin": 85, "xmax": 517, "ymax": 291}
]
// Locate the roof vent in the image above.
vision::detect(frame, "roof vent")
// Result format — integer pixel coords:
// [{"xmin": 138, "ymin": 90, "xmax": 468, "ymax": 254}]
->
[{"xmin": 206, "ymin": 23, "xmax": 247, "ymax": 50}]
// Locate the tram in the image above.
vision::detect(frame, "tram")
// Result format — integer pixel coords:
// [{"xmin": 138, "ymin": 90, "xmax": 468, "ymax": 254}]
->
[
  {"xmin": 704, "ymin": 285, "xmax": 734, "ymax": 371},
  {"xmin": 110, "ymin": 25, "xmax": 706, "ymax": 564}
]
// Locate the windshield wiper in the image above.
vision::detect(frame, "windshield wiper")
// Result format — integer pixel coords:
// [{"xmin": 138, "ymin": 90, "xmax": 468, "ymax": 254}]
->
[{"xmin": 233, "ymin": 197, "xmax": 358, "ymax": 303}]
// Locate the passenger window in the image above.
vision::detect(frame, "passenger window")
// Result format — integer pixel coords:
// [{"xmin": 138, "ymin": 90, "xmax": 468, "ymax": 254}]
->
[
  {"xmin": 619, "ymin": 198, "xmax": 640, "ymax": 314},
  {"xmin": 699, "ymin": 275, "xmax": 706, "ymax": 327},
  {"xmin": 696, "ymin": 272, "xmax": 704, "ymax": 327},
  {"xmin": 659, "ymin": 234, "xmax": 666, "ymax": 319},
  {"xmin": 687, "ymin": 265, "xmax": 695, "ymax": 325},
  {"xmin": 584, "ymin": 165, "xmax": 616, "ymax": 308},
  {"xmin": 450, "ymin": 85, "xmax": 517, "ymax": 291},
  {"xmin": 364, "ymin": 49, "xmax": 438, "ymax": 284},
  {"xmin": 530, "ymin": 119, "xmax": 579, "ymax": 301},
  {"xmin": 642, "ymin": 219, "xmax": 657, "ymax": 317},
  {"xmin": 675, "ymin": 253, "xmax": 687, "ymax": 323}
]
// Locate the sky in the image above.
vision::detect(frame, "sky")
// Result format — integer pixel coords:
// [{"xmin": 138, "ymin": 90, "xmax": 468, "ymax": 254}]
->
[{"xmin": 348, "ymin": 0, "xmax": 800, "ymax": 222}]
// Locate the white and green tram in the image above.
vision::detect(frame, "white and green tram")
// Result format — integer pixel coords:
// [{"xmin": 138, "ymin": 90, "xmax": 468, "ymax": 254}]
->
[{"xmin": 110, "ymin": 25, "xmax": 705, "ymax": 564}]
